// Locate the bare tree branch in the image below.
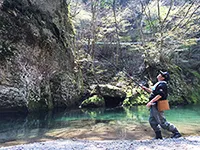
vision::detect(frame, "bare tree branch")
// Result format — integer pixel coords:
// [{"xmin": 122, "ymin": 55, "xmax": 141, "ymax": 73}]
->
[
  {"xmin": 157, "ymin": 0, "xmax": 161, "ymax": 26},
  {"xmin": 161, "ymin": 0, "xmax": 174, "ymax": 29},
  {"xmin": 163, "ymin": 0, "xmax": 187, "ymax": 30},
  {"xmin": 112, "ymin": 0, "xmax": 120, "ymax": 65},
  {"xmin": 171, "ymin": 0, "xmax": 196, "ymax": 31},
  {"xmin": 140, "ymin": 0, "xmax": 155, "ymax": 32},
  {"xmin": 181, "ymin": 4, "xmax": 200, "ymax": 28}
]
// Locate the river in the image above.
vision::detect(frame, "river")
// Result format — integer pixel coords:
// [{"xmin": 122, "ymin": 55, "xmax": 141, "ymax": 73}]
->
[{"xmin": 0, "ymin": 104, "xmax": 200, "ymax": 147}]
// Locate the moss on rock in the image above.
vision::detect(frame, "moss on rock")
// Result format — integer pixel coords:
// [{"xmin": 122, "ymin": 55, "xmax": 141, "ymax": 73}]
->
[
  {"xmin": 80, "ymin": 95, "xmax": 105, "ymax": 108},
  {"xmin": 123, "ymin": 88, "xmax": 149, "ymax": 106}
]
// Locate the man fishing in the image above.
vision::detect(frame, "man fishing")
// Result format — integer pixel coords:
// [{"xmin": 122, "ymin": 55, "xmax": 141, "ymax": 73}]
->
[{"xmin": 141, "ymin": 71, "xmax": 182, "ymax": 139}]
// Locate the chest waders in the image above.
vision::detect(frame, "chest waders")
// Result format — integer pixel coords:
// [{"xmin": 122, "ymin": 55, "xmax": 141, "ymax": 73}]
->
[{"xmin": 149, "ymin": 82, "xmax": 182, "ymax": 139}]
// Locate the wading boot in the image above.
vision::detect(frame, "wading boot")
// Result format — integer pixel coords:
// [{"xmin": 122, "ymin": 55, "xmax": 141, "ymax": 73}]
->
[
  {"xmin": 154, "ymin": 131, "xmax": 163, "ymax": 139},
  {"xmin": 171, "ymin": 128, "xmax": 182, "ymax": 138}
]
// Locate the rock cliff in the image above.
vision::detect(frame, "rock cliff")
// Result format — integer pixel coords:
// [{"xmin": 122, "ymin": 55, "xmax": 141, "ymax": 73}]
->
[{"xmin": 0, "ymin": 0, "xmax": 81, "ymax": 112}]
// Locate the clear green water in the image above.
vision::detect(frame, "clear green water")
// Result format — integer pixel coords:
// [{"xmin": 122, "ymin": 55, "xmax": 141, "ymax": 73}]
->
[{"xmin": 0, "ymin": 104, "xmax": 200, "ymax": 145}]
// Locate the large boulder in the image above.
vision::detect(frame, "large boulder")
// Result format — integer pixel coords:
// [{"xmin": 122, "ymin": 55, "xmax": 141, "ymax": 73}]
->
[
  {"xmin": 79, "ymin": 95, "xmax": 105, "ymax": 108},
  {"xmin": 0, "ymin": 86, "xmax": 28, "ymax": 112},
  {"xmin": 80, "ymin": 84, "xmax": 126, "ymax": 108}
]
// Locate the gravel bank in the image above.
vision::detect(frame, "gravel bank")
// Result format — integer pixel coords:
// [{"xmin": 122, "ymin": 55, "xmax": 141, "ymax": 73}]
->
[{"xmin": 0, "ymin": 136, "xmax": 200, "ymax": 150}]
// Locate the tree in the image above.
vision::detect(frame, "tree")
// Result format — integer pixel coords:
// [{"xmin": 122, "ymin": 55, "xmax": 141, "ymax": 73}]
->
[
  {"xmin": 90, "ymin": 0, "xmax": 99, "ymax": 63},
  {"xmin": 139, "ymin": 0, "xmax": 200, "ymax": 64}
]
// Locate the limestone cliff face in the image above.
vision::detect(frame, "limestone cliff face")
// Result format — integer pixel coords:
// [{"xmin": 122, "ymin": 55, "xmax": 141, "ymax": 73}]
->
[{"xmin": 0, "ymin": 0, "xmax": 81, "ymax": 112}]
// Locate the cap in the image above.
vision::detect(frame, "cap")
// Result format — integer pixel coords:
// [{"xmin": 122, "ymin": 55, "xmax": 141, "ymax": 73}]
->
[{"xmin": 160, "ymin": 71, "xmax": 170, "ymax": 81}]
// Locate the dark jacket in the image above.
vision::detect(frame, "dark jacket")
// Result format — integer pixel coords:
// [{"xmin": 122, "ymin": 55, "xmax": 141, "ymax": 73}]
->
[{"xmin": 149, "ymin": 81, "xmax": 168, "ymax": 102}]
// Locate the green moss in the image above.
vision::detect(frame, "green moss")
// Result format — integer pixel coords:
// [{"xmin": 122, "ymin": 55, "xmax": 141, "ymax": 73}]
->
[
  {"xmin": 90, "ymin": 95, "xmax": 102, "ymax": 102},
  {"xmin": 123, "ymin": 88, "xmax": 149, "ymax": 106},
  {"xmin": 81, "ymin": 95, "xmax": 105, "ymax": 107},
  {"xmin": 133, "ymin": 93, "xmax": 149, "ymax": 105},
  {"xmin": 123, "ymin": 98, "xmax": 131, "ymax": 106},
  {"xmin": 126, "ymin": 89, "xmax": 133, "ymax": 98}
]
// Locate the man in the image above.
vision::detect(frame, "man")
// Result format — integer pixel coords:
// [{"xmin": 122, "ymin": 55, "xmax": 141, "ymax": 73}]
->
[{"xmin": 141, "ymin": 71, "xmax": 182, "ymax": 139}]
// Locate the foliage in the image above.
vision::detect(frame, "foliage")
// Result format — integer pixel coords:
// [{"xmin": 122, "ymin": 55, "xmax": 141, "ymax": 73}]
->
[
  {"xmin": 190, "ymin": 70, "xmax": 200, "ymax": 79},
  {"xmin": 70, "ymin": 0, "xmax": 200, "ymax": 106},
  {"xmin": 123, "ymin": 88, "xmax": 149, "ymax": 106},
  {"xmin": 185, "ymin": 69, "xmax": 200, "ymax": 104}
]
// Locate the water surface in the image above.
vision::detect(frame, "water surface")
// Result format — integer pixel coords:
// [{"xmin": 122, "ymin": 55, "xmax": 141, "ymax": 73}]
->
[{"xmin": 0, "ymin": 105, "xmax": 200, "ymax": 147}]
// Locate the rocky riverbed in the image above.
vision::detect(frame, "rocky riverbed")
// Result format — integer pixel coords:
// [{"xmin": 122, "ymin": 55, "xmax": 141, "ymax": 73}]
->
[{"xmin": 0, "ymin": 136, "xmax": 200, "ymax": 150}]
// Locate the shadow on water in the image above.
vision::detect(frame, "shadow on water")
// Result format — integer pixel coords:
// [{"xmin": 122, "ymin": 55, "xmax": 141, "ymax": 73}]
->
[{"xmin": 0, "ymin": 104, "xmax": 200, "ymax": 147}]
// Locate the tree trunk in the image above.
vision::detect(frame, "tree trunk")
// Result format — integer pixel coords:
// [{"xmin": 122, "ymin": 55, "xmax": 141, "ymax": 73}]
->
[{"xmin": 112, "ymin": 0, "xmax": 120, "ymax": 65}]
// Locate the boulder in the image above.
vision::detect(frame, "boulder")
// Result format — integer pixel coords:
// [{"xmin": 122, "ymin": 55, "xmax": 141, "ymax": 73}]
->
[
  {"xmin": 0, "ymin": 86, "xmax": 28, "ymax": 113},
  {"xmin": 79, "ymin": 95, "xmax": 105, "ymax": 108},
  {"xmin": 80, "ymin": 84, "xmax": 126, "ymax": 108}
]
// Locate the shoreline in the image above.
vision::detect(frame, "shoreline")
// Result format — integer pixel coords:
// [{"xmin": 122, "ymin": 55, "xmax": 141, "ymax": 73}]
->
[{"xmin": 1, "ymin": 136, "xmax": 200, "ymax": 150}]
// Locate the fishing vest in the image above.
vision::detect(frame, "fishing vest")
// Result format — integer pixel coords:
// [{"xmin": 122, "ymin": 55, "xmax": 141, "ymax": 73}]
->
[{"xmin": 149, "ymin": 81, "xmax": 168, "ymax": 101}]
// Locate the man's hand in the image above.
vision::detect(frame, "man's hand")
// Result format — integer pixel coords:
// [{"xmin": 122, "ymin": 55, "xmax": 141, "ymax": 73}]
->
[
  {"xmin": 146, "ymin": 95, "xmax": 162, "ymax": 108},
  {"xmin": 146, "ymin": 101, "xmax": 153, "ymax": 108}
]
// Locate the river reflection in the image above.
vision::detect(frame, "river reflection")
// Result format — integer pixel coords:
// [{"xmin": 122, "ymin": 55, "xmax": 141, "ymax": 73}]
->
[{"xmin": 0, "ymin": 105, "xmax": 200, "ymax": 146}]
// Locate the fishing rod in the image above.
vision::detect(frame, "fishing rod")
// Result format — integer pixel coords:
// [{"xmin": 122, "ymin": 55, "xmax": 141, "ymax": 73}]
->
[{"xmin": 95, "ymin": 52, "xmax": 143, "ymax": 87}]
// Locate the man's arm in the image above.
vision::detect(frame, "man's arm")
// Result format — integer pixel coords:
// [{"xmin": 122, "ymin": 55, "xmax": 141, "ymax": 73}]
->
[
  {"xmin": 141, "ymin": 85, "xmax": 152, "ymax": 94},
  {"xmin": 146, "ymin": 95, "xmax": 162, "ymax": 108}
]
